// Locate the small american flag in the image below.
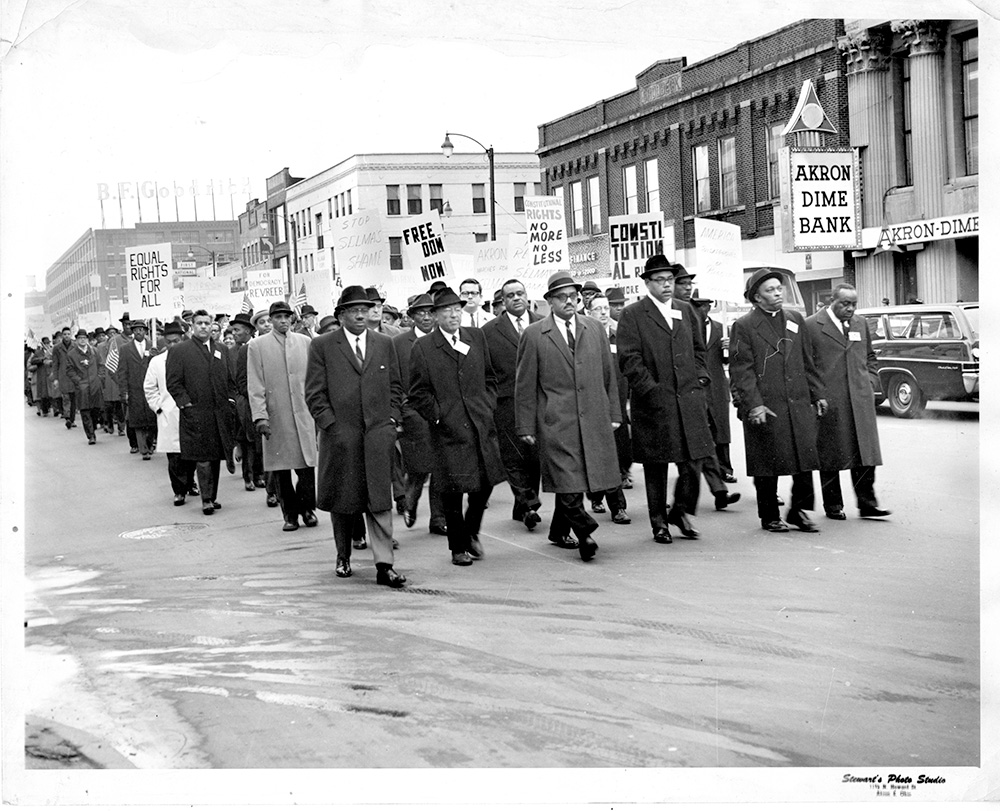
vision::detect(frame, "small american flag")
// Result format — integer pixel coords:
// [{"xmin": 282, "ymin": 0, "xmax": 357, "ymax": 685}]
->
[
  {"xmin": 105, "ymin": 337, "xmax": 120, "ymax": 374},
  {"xmin": 240, "ymin": 292, "xmax": 254, "ymax": 314},
  {"xmin": 292, "ymin": 283, "xmax": 307, "ymax": 316}
]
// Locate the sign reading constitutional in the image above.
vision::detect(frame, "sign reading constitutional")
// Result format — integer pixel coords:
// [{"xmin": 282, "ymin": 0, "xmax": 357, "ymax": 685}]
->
[
  {"xmin": 335, "ymin": 209, "xmax": 392, "ymax": 289},
  {"xmin": 400, "ymin": 211, "xmax": 453, "ymax": 286},
  {"xmin": 524, "ymin": 196, "xmax": 570, "ymax": 272},
  {"xmin": 125, "ymin": 242, "xmax": 172, "ymax": 318},
  {"xmin": 608, "ymin": 212, "xmax": 669, "ymax": 280},
  {"xmin": 779, "ymin": 146, "xmax": 862, "ymax": 252}
]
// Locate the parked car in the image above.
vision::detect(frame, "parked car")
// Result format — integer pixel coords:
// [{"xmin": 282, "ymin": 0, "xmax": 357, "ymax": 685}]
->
[{"xmin": 857, "ymin": 302, "xmax": 979, "ymax": 418}]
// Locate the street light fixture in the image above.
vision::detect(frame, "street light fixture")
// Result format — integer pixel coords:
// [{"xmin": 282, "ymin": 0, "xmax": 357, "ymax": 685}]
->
[
  {"xmin": 441, "ymin": 131, "xmax": 495, "ymax": 241},
  {"xmin": 186, "ymin": 244, "xmax": 217, "ymax": 276}
]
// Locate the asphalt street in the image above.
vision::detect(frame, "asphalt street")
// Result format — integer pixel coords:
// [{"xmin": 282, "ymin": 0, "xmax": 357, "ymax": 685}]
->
[{"xmin": 18, "ymin": 401, "xmax": 980, "ymax": 776}]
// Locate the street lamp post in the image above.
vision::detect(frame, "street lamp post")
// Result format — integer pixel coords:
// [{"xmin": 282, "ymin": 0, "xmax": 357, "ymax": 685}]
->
[
  {"xmin": 187, "ymin": 244, "xmax": 217, "ymax": 276},
  {"xmin": 441, "ymin": 132, "xmax": 495, "ymax": 241},
  {"xmin": 261, "ymin": 212, "xmax": 298, "ymax": 298}
]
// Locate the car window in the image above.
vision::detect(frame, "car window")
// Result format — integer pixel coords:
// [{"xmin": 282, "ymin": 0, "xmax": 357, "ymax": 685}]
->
[
  {"xmin": 887, "ymin": 314, "xmax": 913, "ymax": 338},
  {"xmin": 864, "ymin": 315, "xmax": 885, "ymax": 339},
  {"xmin": 962, "ymin": 306, "xmax": 978, "ymax": 340},
  {"xmin": 913, "ymin": 313, "xmax": 959, "ymax": 339}
]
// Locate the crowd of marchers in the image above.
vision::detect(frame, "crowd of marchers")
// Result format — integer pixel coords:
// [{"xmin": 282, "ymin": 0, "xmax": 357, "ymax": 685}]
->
[{"xmin": 25, "ymin": 257, "xmax": 889, "ymax": 589}]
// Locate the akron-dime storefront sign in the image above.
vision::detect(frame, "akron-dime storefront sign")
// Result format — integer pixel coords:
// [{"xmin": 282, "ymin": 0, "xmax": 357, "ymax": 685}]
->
[{"xmin": 779, "ymin": 147, "xmax": 861, "ymax": 252}]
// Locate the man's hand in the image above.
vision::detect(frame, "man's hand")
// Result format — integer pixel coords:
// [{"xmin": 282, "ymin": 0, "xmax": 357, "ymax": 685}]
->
[
  {"xmin": 519, "ymin": 434, "xmax": 536, "ymax": 446},
  {"xmin": 815, "ymin": 399, "xmax": 829, "ymax": 417},
  {"xmin": 721, "ymin": 336, "xmax": 730, "ymax": 350},
  {"xmin": 255, "ymin": 418, "xmax": 271, "ymax": 438},
  {"xmin": 748, "ymin": 405, "xmax": 777, "ymax": 425}
]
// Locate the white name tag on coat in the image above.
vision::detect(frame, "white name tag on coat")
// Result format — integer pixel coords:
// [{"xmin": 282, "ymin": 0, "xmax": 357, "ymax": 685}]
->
[
  {"xmin": 848, "ymin": 331, "xmax": 861, "ymax": 342},
  {"xmin": 610, "ymin": 344, "xmax": 618, "ymax": 354},
  {"xmin": 214, "ymin": 349, "xmax": 222, "ymax": 359},
  {"xmin": 786, "ymin": 321, "xmax": 799, "ymax": 333},
  {"xmin": 667, "ymin": 309, "xmax": 682, "ymax": 321},
  {"xmin": 453, "ymin": 339, "xmax": 471, "ymax": 355}
]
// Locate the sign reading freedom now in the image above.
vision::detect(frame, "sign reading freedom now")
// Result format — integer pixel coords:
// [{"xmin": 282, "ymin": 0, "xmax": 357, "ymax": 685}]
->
[{"xmin": 400, "ymin": 211, "xmax": 452, "ymax": 284}]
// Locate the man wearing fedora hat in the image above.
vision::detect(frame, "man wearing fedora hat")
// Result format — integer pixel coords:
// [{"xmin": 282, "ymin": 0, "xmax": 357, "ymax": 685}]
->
[
  {"xmin": 305, "ymin": 285, "xmax": 406, "ymax": 587},
  {"xmin": 118, "ymin": 318, "xmax": 159, "ymax": 459},
  {"xmin": 246, "ymin": 309, "xmax": 280, "ymax": 506},
  {"xmin": 248, "ymin": 301, "xmax": 319, "ymax": 532},
  {"xmin": 66, "ymin": 328, "xmax": 106, "ymax": 444},
  {"xmin": 228, "ymin": 312, "xmax": 261, "ymax": 492},
  {"xmin": 392, "ymin": 293, "xmax": 448, "ymax": 536},
  {"xmin": 616, "ymin": 255, "xmax": 716, "ymax": 543},
  {"xmin": 364, "ymin": 287, "xmax": 401, "ymax": 337},
  {"xmin": 295, "ymin": 304, "xmax": 320, "ymax": 338},
  {"xmin": 729, "ymin": 267, "xmax": 827, "ymax": 533},
  {"xmin": 408, "ymin": 286, "xmax": 506, "ymax": 566},
  {"xmin": 515, "ymin": 271, "xmax": 622, "ymax": 561},
  {"xmin": 579, "ymin": 280, "xmax": 603, "ymax": 313},
  {"xmin": 52, "ymin": 327, "xmax": 76, "ymax": 428}
]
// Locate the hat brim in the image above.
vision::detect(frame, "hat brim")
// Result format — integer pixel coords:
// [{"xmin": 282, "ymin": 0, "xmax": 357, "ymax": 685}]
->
[
  {"xmin": 745, "ymin": 270, "xmax": 784, "ymax": 301},
  {"xmin": 544, "ymin": 281, "xmax": 583, "ymax": 297}
]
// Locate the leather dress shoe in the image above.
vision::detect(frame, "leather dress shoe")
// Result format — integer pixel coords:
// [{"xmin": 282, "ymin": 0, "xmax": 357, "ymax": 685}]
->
[
  {"xmin": 335, "ymin": 558, "xmax": 352, "ymax": 578},
  {"xmin": 668, "ymin": 511, "xmax": 699, "ymax": 539},
  {"xmin": 301, "ymin": 511, "xmax": 318, "ymax": 527},
  {"xmin": 254, "ymin": 477, "xmax": 266, "ymax": 488},
  {"xmin": 590, "ymin": 500, "xmax": 607, "ymax": 514},
  {"xmin": 211, "ymin": 501, "xmax": 222, "ymax": 510},
  {"xmin": 653, "ymin": 527, "xmax": 673, "ymax": 544},
  {"xmin": 173, "ymin": 494, "xmax": 186, "ymax": 506},
  {"xmin": 523, "ymin": 510, "xmax": 541, "ymax": 531},
  {"xmin": 761, "ymin": 519, "xmax": 789, "ymax": 532},
  {"xmin": 142, "ymin": 453, "xmax": 151, "ymax": 460},
  {"xmin": 859, "ymin": 506, "xmax": 892, "ymax": 518},
  {"xmin": 578, "ymin": 536, "xmax": 598, "ymax": 562},
  {"xmin": 714, "ymin": 491, "xmax": 741, "ymax": 511},
  {"xmin": 376, "ymin": 567, "xmax": 406, "ymax": 588},
  {"xmin": 621, "ymin": 474, "xmax": 633, "ymax": 490},
  {"xmin": 244, "ymin": 481, "xmax": 256, "ymax": 491},
  {"xmin": 225, "ymin": 457, "xmax": 235, "ymax": 475},
  {"xmin": 723, "ymin": 472, "xmax": 738, "ymax": 484},
  {"xmin": 118, "ymin": 429, "xmax": 126, "ymax": 437},
  {"xmin": 429, "ymin": 524, "xmax": 448, "ymax": 536},
  {"xmin": 266, "ymin": 494, "xmax": 279, "ymax": 508},
  {"xmin": 395, "ymin": 498, "xmax": 406, "ymax": 516},
  {"xmin": 612, "ymin": 509, "xmax": 631, "ymax": 524},
  {"xmin": 452, "ymin": 551, "xmax": 474, "ymax": 566},
  {"xmin": 403, "ymin": 508, "xmax": 416, "ymax": 528},
  {"xmin": 468, "ymin": 536, "xmax": 485, "ymax": 559},
  {"xmin": 353, "ymin": 538, "xmax": 368, "ymax": 550},
  {"xmin": 202, "ymin": 501, "xmax": 215, "ymax": 516},
  {"xmin": 825, "ymin": 508, "xmax": 847, "ymax": 520},
  {"xmin": 282, "ymin": 518, "xmax": 299, "ymax": 531},
  {"xmin": 88, "ymin": 438, "xmax": 97, "ymax": 445},
  {"xmin": 786, "ymin": 510, "xmax": 819, "ymax": 533},
  {"xmin": 550, "ymin": 536, "xmax": 579, "ymax": 549},
  {"xmin": 130, "ymin": 447, "xmax": 139, "ymax": 454}
]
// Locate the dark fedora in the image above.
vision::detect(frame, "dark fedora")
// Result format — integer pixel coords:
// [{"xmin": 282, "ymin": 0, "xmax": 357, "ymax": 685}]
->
[
  {"xmin": 672, "ymin": 264, "xmax": 696, "ymax": 281},
  {"xmin": 581, "ymin": 280, "xmax": 603, "ymax": 294},
  {"xmin": 119, "ymin": 312, "xmax": 131, "ymax": 324},
  {"xmin": 407, "ymin": 293, "xmax": 434, "ymax": 315},
  {"xmin": 94, "ymin": 327, "xmax": 105, "ymax": 336},
  {"xmin": 75, "ymin": 328, "xmax": 88, "ymax": 338},
  {"xmin": 543, "ymin": 271, "xmax": 582, "ymax": 297},
  {"xmin": 744, "ymin": 267, "xmax": 785, "ymax": 302},
  {"xmin": 318, "ymin": 314, "xmax": 339, "ymax": 334},
  {"xmin": 230, "ymin": 313, "xmax": 257, "ymax": 332},
  {"xmin": 427, "ymin": 280, "xmax": 448, "ymax": 295},
  {"xmin": 300, "ymin": 304, "xmax": 318, "ymax": 317},
  {"xmin": 130, "ymin": 318, "xmax": 148, "ymax": 329},
  {"xmin": 639, "ymin": 253, "xmax": 675, "ymax": 279},
  {"xmin": 364, "ymin": 286, "xmax": 386, "ymax": 303},
  {"xmin": 431, "ymin": 286, "xmax": 463, "ymax": 311},
  {"xmin": 492, "ymin": 289, "xmax": 503, "ymax": 306},
  {"xmin": 336, "ymin": 285, "xmax": 374, "ymax": 313},
  {"xmin": 606, "ymin": 287, "xmax": 626, "ymax": 304},
  {"xmin": 163, "ymin": 320, "xmax": 185, "ymax": 336},
  {"xmin": 268, "ymin": 300, "xmax": 294, "ymax": 317}
]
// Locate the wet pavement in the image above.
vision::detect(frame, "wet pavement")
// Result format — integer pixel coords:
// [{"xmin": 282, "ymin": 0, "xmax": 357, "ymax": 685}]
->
[{"xmin": 16, "ymin": 403, "xmax": 981, "ymax": 779}]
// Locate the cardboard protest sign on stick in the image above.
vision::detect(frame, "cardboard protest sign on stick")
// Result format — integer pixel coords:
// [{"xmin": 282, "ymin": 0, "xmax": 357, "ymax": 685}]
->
[
  {"xmin": 693, "ymin": 217, "xmax": 744, "ymax": 303},
  {"xmin": 125, "ymin": 243, "xmax": 173, "ymax": 319},
  {"xmin": 524, "ymin": 196, "xmax": 570, "ymax": 274},
  {"xmin": 335, "ymin": 210, "xmax": 392, "ymax": 290},
  {"xmin": 400, "ymin": 211, "xmax": 453, "ymax": 288}
]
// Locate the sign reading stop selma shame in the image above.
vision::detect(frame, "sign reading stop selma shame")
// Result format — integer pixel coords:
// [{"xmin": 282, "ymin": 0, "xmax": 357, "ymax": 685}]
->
[
  {"xmin": 779, "ymin": 147, "xmax": 862, "ymax": 252},
  {"xmin": 125, "ymin": 242, "xmax": 172, "ymax": 318}
]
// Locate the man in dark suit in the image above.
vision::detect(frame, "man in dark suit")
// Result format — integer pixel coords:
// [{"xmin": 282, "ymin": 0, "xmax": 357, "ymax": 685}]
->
[
  {"xmin": 729, "ymin": 268, "xmax": 827, "ymax": 533},
  {"xmin": 481, "ymin": 278, "xmax": 544, "ymax": 531},
  {"xmin": 392, "ymin": 294, "xmax": 447, "ymax": 536},
  {"xmin": 515, "ymin": 272, "xmax": 622, "ymax": 562},
  {"xmin": 228, "ymin": 312, "xmax": 260, "ymax": 492},
  {"xmin": 408, "ymin": 287, "xmax": 506, "ymax": 566},
  {"xmin": 805, "ymin": 283, "xmax": 890, "ymax": 520},
  {"xmin": 165, "ymin": 309, "xmax": 238, "ymax": 515},
  {"xmin": 305, "ymin": 286, "xmax": 406, "ymax": 587},
  {"xmin": 118, "ymin": 319, "xmax": 159, "ymax": 459},
  {"xmin": 52, "ymin": 327, "xmax": 76, "ymax": 427},
  {"xmin": 615, "ymin": 256, "xmax": 716, "ymax": 544}
]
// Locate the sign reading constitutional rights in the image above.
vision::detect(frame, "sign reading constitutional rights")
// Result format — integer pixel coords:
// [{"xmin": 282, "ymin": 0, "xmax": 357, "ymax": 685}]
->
[
  {"xmin": 524, "ymin": 196, "xmax": 570, "ymax": 272},
  {"xmin": 400, "ymin": 210, "xmax": 453, "ymax": 286},
  {"xmin": 608, "ymin": 212, "xmax": 669, "ymax": 280},
  {"xmin": 125, "ymin": 242, "xmax": 172, "ymax": 318}
]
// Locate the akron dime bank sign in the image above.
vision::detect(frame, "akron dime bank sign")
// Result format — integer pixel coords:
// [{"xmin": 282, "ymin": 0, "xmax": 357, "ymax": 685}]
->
[{"xmin": 779, "ymin": 147, "xmax": 862, "ymax": 252}]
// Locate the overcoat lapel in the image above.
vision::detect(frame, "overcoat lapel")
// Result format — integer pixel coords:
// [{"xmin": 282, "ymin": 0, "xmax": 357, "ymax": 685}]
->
[
  {"xmin": 750, "ymin": 307, "xmax": 786, "ymax": 351},
  {"xmin": 542, "ymin": 315, "xmax": 574, "ymax": 365},
  {"xmin": 639, "ymin": 297, "xmax": 674, "ymax": 339},
  {"xmin": 818, "ymin": 308, "xmax": 849, "ymax": 347},
  {"xmin": 335, "ymin": 331, "xmax": 363, "ymax": 374},
  {"xmin": 496, "ymin": 313, "xmax": 520, "ymax": 350}
]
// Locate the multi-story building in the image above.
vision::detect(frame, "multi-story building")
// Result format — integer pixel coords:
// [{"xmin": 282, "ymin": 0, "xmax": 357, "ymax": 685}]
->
[
  {"xmin": 839, "ymin": 19, "xmax": 978, "ymax": 304},
  {"xmin": 237, "ymin": 197, "xmax": 272, "ymax": 276},
  {"xmin": 272, "ymin": 153, "xmax": 541, "ymax": 288},
  {"xmin": 537, "ymin": 19, "xmax": 853, "ymax": 313},
  {"xmin": 43, "ymin": 221, "xmax": 239, "ymax": 325}
]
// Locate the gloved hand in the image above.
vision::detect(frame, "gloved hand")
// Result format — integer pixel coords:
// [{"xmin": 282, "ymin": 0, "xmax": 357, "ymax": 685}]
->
[{"xmin": 255, "ymin": 418, "xmax": 271, "ymax": 439}]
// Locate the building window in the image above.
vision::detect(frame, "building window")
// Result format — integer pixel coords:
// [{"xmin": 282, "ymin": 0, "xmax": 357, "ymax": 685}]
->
[
  {"xmin": 718, "ymin": 136, "xmax": 739, "ymax": 208},
  {"xmin": 306, "ymin": 207, "xmax": 313, "ymax": 236},
  {"xmin": 692, "ymin": 144, "xmax": 710, "ymax": 213},
  {"xmin": 534, "ymin": 183, "xmax": 542, "ymax": 196},
  {"xmin": 901, "ymin": 58, "xmax": 913, "ymax": 185},
  {"xmin": 407, "ymin": 184, "xmax": 422, "ymax": 215},
  {"xmin": 389, "ymin": 237, "xmax": 403, "ymax": 270},
  {"xmin": 315, "ymin": 212, "xmax": 323, "ymax": 249},
  {"xmin": 386, "ymin": 185, "xmax": 400, "ymax": 216},
  {"xmin": 472, "ymin": 184, "xmax": 486, "ymax": 214},
  {"xmin": 766, "ymin": 124, "xmax": 784, "ymax": 199},
  {"xmin": 587, "ymin": 176, "xmax": 601, "ymax": 233},
  {"xmin": 962, "ymin": 35, "xmax": 978, "ymax": 175},
  {"xmin": 345, "ymin": 191, "xmax": 352, "ymax": 215},
  {"xmin": 514, "ymin": 183, "xmax": 526, "ymax": 212},
  {"xmin": 644, "ymin": 158, "xmax": 659, "ymax": 213},
  {"xmin": 430, "ymin": 184, "xmax": 443, "ymax": 214},
  {"xmin": 622, "ymin": 165, "xmax": 637, "ymax": 214},
  {"xmin": 474, "ymin": 232, "xmax": 488, "ymax": 243},
  {"xmin": 569, "ymin": 180, "xmax": 584, "ymax": 235}
]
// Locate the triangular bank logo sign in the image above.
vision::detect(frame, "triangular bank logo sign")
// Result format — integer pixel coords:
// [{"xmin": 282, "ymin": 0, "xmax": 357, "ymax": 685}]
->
[{"xmin": 781, "ymin": 79, "xmax": 838, "ymax": 137}]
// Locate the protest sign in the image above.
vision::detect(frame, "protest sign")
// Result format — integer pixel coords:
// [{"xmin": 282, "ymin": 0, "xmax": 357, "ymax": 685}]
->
[
  {"xmin": 299, "ymin": 269, "xmax": 336, "ymax": 316},
  {"xmin": 334, "ymin": 210, "xmax": 391, "ymax": 289},
  {"xmin": 245, "ymin": 268, "xmax": 287, "ymax": 312},
  {"xmin": 400, "ymin": 211, "xmax": 453, "ymax": 287},
  {"xmin": 524, "ymin": 196, "xmax": 570, "ymax": 273},
  {"xmin": 25, "ymin": 307, "xmax": 52, "ymax": 346},
  {"xmin": 607, "ymin": 213, "xmax": 671, "ymax": 282},
  {"xmin": 505, "ymin": 233, "xmax": 551, "ymax": 299},
  {"xmin": 78, "ymin": 311, "xmax": 111, "ymax": 332},
  {"xmin": 182, "ymin": 277, "xmax": 235, "ymax": 314},
  {"xmin": 693, "ymin": 218, "xmax": 744, "ymax": 303},
  {"xmin": 125, "ymin": 242, "xmax": 172, "ymax": 318}
]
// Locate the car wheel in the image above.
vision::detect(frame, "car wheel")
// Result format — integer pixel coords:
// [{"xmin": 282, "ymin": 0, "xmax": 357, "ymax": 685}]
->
[{"xmin": 887, "ymin": 375, "xmax": 925, "ymax": 419}]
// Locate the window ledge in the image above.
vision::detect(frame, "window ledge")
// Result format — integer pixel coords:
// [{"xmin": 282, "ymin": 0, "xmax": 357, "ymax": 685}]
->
[{"xmin": 683, "ymin": 205, "xmax": 746, "ymax": 221}]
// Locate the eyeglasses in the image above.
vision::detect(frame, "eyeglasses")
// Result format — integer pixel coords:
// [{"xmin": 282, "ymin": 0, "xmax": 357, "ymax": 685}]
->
[
  {"xmin": 459, "ymin": 290, "xmax": 480, "ymax": 299},
  {"xmin": 646, "ymin": 276, "xmax": 674, "ymax": 285},
  {"xmin": 549, "ymin": 292, "xmax": 580, "ymax": 304}
]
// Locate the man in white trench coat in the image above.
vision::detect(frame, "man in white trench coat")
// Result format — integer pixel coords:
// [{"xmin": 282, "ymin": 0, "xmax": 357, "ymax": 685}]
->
[{"xmin": 247, "ymin": 300, "xmax": 319, "ymax": 532}]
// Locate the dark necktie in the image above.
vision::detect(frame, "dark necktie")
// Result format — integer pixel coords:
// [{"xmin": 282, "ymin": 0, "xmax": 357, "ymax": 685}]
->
[
  {"xmin": 566, "ymin": 321, "xmax": 575, "ymax": 353},
  {"xmin": 355, "ymin": 337, "xmax": 364, "ymax": 364},
  {"xmin": 843, "ymin": 321, "xmax": 851, "ymax": 339}
]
